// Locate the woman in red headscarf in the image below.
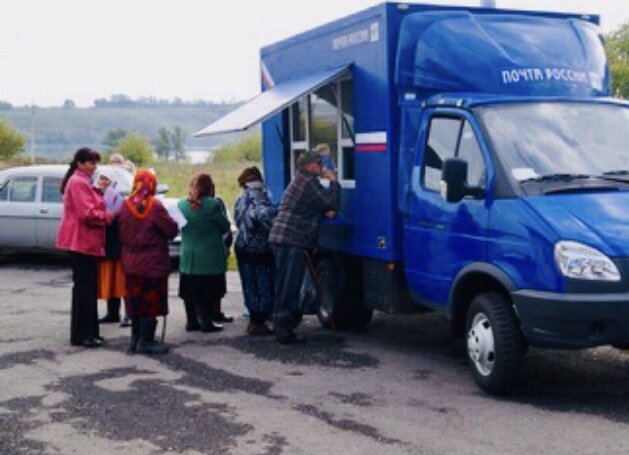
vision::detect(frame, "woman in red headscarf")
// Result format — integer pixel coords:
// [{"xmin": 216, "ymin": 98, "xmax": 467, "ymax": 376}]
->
[{"xmin": 118, "ymin": 170, "xmax": 178, "ymax": 354}]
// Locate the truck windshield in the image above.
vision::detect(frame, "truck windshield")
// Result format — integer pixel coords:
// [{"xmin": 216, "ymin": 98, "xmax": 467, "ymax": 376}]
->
[{"xmin": 477, "ymin": 102, "xmax": 629, "ymax": 183}]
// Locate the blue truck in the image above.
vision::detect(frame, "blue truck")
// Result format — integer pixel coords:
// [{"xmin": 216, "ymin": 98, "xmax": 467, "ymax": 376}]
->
[{"xmin": 196, "ymin": 2, "xmax": 629, "ymax": 394}]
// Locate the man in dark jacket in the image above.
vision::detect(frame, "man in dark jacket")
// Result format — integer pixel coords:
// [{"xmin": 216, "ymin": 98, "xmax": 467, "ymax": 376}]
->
[{"xmin": 269, "ymin": 150, "xmax": 340, "ymax": 344}]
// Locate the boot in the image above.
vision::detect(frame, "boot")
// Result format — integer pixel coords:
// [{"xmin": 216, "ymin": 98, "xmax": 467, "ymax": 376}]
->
[
  {"xmin": 99, "ymin": 298, "xmax": 121, "ymax": 323},
  {"xmin": 184, "ymin": 300, "xmax": 201, "ymax": 331},
  {"xmin": 136, "ymin": 317, "xmax": 169, "ymax": 354},
  {"xmin": 127, "ymin": 316, "xmax": 141, "ymax": 354},
  {"xmin": 196, "ymin": 302, "xmax": 223, "ymax": 333}
]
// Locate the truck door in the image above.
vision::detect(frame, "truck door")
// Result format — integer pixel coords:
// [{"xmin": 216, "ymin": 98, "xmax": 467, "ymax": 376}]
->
[{"xmin": 404, "ymin": 110, "xmax": 491, "ymax": 307}]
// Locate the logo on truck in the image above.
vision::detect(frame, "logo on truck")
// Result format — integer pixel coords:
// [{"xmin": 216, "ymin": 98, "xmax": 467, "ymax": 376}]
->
[
  {"xmin": 501, "ymin": 67, "xmax": 589, "ymax": 85},
  {"xmin": 332, "ymin": 22, "xmax": 380, "ymax": 51}
]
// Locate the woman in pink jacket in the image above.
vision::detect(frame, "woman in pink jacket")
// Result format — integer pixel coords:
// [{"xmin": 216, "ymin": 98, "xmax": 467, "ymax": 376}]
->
[{"xmin": 57, "ymin": 147, "xmax": 112, "ymax": 348}]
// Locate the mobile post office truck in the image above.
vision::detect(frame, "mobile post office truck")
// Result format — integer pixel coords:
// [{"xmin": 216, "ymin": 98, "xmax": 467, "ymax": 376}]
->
[{"xmin": 196, "ymin": 3, "xmax": 629, "ymax": 394}]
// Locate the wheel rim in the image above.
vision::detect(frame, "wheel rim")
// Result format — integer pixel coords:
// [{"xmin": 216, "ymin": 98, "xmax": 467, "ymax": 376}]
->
[{"xmin": 467, "ymin": 312, "xmax": 495, "ymax": 376}]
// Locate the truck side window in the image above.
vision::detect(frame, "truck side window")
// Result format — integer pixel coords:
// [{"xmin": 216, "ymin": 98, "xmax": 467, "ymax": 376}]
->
[
  {"xmin": 423, "ymin": 117, "xmax": 461, "ymax": 192},
  {"xmin": 457, "ymin": 121, "xmax": 486, "ymax": 188}
]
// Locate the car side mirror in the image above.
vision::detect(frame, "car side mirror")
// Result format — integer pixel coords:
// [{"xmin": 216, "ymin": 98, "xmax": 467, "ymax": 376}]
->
[
  {"xmin": 156, "ymin": 183, "xmax": 169, "ymax": 195},
  {"xmin": 441, "ymin": 158, "xmax": 484, "ymax": 203}
]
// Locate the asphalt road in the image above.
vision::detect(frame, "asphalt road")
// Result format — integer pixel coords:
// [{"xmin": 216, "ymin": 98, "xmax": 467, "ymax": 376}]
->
[{"xmin": 1, "ymin": 252, "xmax": 629, "ymax": 455}]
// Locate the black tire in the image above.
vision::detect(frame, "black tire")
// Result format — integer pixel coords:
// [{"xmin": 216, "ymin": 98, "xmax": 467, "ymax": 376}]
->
[
  {"xmin": 354, "ymin": 302, "xmax": 373, "ymax": 330},
  {"xmin": 316, "ymin": 258, "xmax": 353, "ymax": 329},
  {"xmin": 315, "ymin": 255, "xmax": 374, "ymax": 330},
  {"xmin": 465, "ymin": 292, "xmax": 527, "ymax": 395}
]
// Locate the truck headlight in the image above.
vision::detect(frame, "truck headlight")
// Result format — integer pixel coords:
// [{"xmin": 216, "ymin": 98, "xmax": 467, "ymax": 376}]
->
[{"xmin": 554, "ymin": 241, "xmax": 620, "ymax": 281}]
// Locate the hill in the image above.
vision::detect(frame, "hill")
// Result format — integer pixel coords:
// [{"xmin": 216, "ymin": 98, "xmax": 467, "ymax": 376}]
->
[{"xmin": 0, "ymin": 104, "xmax": 242, "ymax": 160}]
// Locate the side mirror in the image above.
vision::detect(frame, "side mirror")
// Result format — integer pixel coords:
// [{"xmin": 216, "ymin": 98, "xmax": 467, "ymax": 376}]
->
[
  {"xmin": 441, "ymin": 158, "xmax": 484, "ymax": 203},
  {"xmin": 156, "ymin": 183, "xmax": 169, "ymax": 195}
]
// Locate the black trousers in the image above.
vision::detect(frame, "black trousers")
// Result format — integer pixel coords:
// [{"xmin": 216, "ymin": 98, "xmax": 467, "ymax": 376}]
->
[
  {"xmin": 70, "ymin": 252, "xmax": 99, "ymax": 344},
  {"xmin": 271, "ymin": 244, "xmax": 306, "ymax": 336}
]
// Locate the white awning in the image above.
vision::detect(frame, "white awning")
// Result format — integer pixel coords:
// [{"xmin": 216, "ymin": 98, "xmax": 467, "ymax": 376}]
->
[{"xmin": 194, "ymin": 65, "xmax": 350, "ymax": 137}]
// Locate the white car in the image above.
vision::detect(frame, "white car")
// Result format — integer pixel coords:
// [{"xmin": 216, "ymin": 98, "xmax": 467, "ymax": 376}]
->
[{"xmin": 0, "ymin": 165, "xmax": 180, "ymax": 257}]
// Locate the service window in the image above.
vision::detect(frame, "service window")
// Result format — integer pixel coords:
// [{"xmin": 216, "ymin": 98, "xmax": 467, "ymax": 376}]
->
[
  {"xmin": 288, "ymin": 77, "xmax": 355, "ymax": 185},
  {"xmin": 422, "ymin": 117, "xmax": 486, "ymax": 192},
  {"xmin": 42, "ymin": 177, "xmax": 63, "ymax": 203},
  {"xmin": 9, "ymin": 177, "xmax": 37, "ymax": 202}
]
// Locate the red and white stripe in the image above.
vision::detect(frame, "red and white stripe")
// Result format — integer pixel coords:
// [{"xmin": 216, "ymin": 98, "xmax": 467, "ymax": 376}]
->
[{"xmin": 355, "ymin": 131, "xmax": 387, "ymax": 152}]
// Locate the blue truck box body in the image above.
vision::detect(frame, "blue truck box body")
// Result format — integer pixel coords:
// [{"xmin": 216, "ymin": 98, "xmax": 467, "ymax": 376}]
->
[{"xmin": 259, "ymin": 3, "xmax": 608, "ymax": 263}]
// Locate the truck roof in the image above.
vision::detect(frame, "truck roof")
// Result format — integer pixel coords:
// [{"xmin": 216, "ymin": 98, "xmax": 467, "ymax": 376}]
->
[
  {"xmin": 262, "ymin": 2, "xmax": 598, "ymax": 55},
  {"xmin": 424, "ymin": 95, "xmax": 629, "ymax": 109}
]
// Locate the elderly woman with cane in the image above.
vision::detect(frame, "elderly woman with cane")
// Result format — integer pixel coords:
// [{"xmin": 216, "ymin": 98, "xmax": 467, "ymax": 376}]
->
[{"xmin": 118, "ymin": 170, "xmax": 178, "ymax": 354}]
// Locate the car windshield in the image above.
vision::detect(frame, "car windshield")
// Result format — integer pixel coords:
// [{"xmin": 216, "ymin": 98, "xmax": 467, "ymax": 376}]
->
[{"xmin": 476, "ymin": 102, "xmax": 629, "ymax": 183}]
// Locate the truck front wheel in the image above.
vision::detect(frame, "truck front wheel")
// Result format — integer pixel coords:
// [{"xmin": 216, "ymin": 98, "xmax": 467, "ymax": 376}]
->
[{"xmin": 465, "ymin": 292, "xmax": 527, "ymax": 395}]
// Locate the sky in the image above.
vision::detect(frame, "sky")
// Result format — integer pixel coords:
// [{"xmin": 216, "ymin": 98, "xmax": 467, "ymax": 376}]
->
[{"xmin": 1, "ymin": 0, "xmax": 627, "ymax": 108}]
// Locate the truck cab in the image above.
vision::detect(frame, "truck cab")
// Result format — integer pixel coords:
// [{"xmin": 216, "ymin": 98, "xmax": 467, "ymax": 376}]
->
[{"xmin": 196, "ymin": 3, "xmax": 629, "ymax": 394}]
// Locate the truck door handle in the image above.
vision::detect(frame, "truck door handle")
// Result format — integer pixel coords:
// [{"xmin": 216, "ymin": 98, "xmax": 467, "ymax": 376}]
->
[{"xmin": 40, "ymin": 209, "xmax": 49, "ymax": 214}]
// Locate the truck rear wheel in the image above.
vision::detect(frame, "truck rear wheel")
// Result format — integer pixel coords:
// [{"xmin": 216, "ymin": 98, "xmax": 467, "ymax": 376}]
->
[
  {"xmin": 465, "ymin": 292, "xmax": 527, "ymax": 395},
  {"xmin": 315, "ymin": 257, "xmax": 371, "ymax": 330}
]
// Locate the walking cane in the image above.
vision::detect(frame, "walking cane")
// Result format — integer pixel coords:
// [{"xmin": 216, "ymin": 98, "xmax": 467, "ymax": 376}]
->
[{"xmin": 161, "ymin": 315, "xmax": 167, "ymax": 343}]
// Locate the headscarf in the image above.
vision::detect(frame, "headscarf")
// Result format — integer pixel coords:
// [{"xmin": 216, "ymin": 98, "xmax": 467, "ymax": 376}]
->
[
  {"xmin": 125, "ymin": 169, "xmax": 157, "ymax": 218},
  {"xmin": 187, "ymin": 173, "xmax": 215, "ymax": 211}
]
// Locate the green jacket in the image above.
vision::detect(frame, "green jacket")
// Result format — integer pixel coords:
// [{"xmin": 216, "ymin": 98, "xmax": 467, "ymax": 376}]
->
[{"xmin": 178, "ymin": 197, "xmax": 231, "ymax": 275}]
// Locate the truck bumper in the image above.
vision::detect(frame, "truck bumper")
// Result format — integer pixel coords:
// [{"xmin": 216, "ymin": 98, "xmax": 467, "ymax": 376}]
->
[{"xmin": 512, "ymin": 290, "xmax": 629, "ymax": 349}]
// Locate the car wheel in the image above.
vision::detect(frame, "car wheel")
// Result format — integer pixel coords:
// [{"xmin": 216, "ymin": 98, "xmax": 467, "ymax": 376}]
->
[{"xmin": 466, "ymin": 292, "xmax": 527, "ymax": 395}]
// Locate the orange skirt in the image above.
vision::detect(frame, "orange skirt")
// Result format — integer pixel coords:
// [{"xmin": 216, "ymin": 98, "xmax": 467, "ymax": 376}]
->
[{"xmin": 98, "ymin": 258, "xmax": 127, "ymax": 300}]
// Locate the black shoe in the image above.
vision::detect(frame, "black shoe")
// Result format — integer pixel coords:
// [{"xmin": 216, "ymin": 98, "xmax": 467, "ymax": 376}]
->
[
  {"xmin": 186, "ymin": 322, "xmax": 202, "ymax": 332},
  {"xmin": 214, "ymin": 312, "xmax": 234, "ymax": 323},
  {"xmin": 72, "ymin": 338, "xmax": 101, "ymax": 348},
  {"xmin": 119, "ymin": 316, "xmax": 132, "ymax": 328},
  {"xmin": 99, "ymin": 314, "xmax": 120, "ymax": 324},
  {"xmin": 200, "ymin": 321, "xmax": 224, "ymax": 333},
  {"xmin": 276, "ymin": 332, "xmax": 306, "ymax": 345}
]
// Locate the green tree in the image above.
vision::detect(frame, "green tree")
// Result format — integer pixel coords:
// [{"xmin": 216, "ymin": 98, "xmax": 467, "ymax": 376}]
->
[
  {"xmin": 172, "ymin": 126, "xmax": 187, "ymax": 162},
  {"xmin": 153, "ymin": 126, "xmax": 187, "ymax": 162},
  {"xmin": 0, "ymin": 101, "xmax": 13, "ymax": 111},
  {"xmin": 114, "ymin": 133, "xmax": 154, "ymax": 166},
  {"xmin": 103, "ymin": 128, "xmax": 129, "ymax": 151},
  {"xmin": 0, "ymin": 121, "xmax": 26, "ymax": 160},
  {"xmin": 154, "ymin": 127, "xmax": 173, "ymax": 160},
  {"xmin": 606, "ymin": 21, "xmax": 629, "ymax": 98},
  {"xmin": 63, "ymin": 99, "xmax": 76, "ymax": 109}
]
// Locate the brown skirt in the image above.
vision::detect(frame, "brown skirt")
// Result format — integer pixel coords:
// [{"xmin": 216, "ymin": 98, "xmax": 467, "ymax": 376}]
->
[{"xmin": 97, "ymin": 259, "xmax": 126, "ymax": 300}]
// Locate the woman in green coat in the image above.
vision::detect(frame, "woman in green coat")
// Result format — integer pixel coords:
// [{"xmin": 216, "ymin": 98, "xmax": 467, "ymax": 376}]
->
[{"xmin": 178, "ymin": 173, "xmax": 231, "ymax": 332}]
